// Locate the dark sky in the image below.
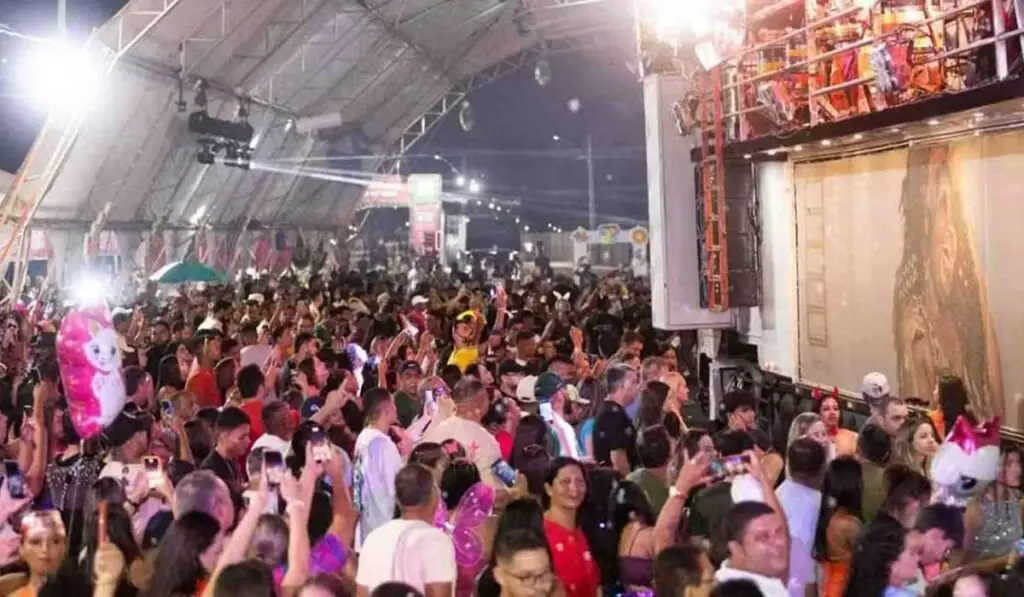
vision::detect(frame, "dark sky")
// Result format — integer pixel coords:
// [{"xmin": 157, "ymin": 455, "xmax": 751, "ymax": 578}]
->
[{"xmin": 0, "ymin": 1, "xmax": 647, "ymax": 234}]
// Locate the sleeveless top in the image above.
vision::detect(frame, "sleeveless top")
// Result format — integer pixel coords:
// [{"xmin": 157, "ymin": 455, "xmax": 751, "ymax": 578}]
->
[
  {"xmin": 972, "ymin": 492, "xmax": 1023, "ymax": 557},
  {"xmin": 617, "ymin": 526, "xmax": 654, "ymax": 589}
]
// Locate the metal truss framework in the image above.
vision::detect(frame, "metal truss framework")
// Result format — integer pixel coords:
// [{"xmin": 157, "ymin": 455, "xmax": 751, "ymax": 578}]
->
[{"xmin": 0, "ymin": 0, "xmax": 632, "ymax": 285}]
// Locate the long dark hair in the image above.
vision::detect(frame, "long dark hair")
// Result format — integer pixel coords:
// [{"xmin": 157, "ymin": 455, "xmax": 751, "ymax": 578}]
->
[
  {"xmin": 82, "ymin": 503, "xmax": 140, "ymax": 580},
  {"xmin": 842, "ymin": 516, "xmax": 907, "ymax": 597},
  {"xmin": 938, "ymin": 374, "xmax": 972, "ymax": 429},
  {"xmin": 157, "ymin": 354, "xmax": 185, "ymax": 391},
  {"xmin": 813, "ymin": 457, "xmax": 863, "ymax": 561},
  {"xmin": 144, "ymin": 512, "xmax": 221, "ymax": 597}
]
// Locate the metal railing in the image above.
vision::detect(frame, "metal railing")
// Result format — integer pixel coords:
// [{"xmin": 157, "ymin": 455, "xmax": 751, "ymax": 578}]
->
[{"xmin": 705, "ymin": 0, "xmax": 1024, "ymax": 141}]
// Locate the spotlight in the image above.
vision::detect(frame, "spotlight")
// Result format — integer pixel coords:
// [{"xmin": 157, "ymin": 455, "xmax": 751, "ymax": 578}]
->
[
  {"xmin": 189, "ymin": 111, "xmax": 255, "ymax": 145},
  {"xmin": 196, "ymin": 139, "xmax": 218, "ymax": 165}
]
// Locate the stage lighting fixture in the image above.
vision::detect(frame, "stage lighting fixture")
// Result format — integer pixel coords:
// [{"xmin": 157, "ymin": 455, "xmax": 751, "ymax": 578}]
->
[
  {"xmin": 188, "ymin": 111, "xmax": 255, "ymax": 145},
  {"xmin": 196, "ymin": 139, "xmax": 218, "ymax": 165}
]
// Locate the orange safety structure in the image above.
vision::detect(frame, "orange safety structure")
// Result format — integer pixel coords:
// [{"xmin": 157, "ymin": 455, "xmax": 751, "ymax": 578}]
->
[{"xmin": 699, "ymin": 67, "xmax": 730, "ymax": 311}]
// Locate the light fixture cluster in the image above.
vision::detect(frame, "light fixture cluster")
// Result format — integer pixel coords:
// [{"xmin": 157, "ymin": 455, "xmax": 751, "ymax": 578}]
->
[{"xmin": 190, "ymin": 82, "xmax": 255, "ymax": 170}]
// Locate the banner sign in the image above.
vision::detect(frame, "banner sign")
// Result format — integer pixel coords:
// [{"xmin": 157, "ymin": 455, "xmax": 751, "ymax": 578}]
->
[{"xmin": 408, "ymin": 174, "xmax": 442, "ymax": 253}]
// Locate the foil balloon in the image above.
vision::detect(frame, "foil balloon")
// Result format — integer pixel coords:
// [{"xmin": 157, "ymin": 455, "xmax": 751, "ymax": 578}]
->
[
  {"xmin": 56, "ymin": 305, "xmax": 126, "ymax": 440},
  {"xmin": 929, "ymin": 416, "xmax": 1001, "ymax": 507}
]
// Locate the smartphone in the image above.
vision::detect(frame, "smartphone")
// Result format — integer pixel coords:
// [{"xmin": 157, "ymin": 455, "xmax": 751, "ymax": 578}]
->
[
  {"xmin": 143, "ymin": 455, "xmax": 163, "ymax": 489},
  {"xmin": 538, "ymin": 401, "xmax": 554, "ymax": 423},
  {"xmin": 5, "ymin": 461, "xmax": 25, "ymax": 499},
  {"xmin": 160, "ymin": 400, "xmax": 175, "ymax": 419},
  {"xmin": 709, "ymin": 455, "xmax": 751, "ymax": 479},
  {"xmin": 263, "ymin": 451, "xmax": 285, "ymax": 486},
  {"xmin": 422, "ymin": 388, "xmax": 437, "ymax": 414},
  {"xmin": 310, "ymin": 425, "xmax": 332, "ymax": 463},
  {"xmin": 491, "ymin": 459, "xmax": 517, "ymax": 487},
  {"xmin": 22, "ymin": 404, "xmax": 32, "ymax": 418}
]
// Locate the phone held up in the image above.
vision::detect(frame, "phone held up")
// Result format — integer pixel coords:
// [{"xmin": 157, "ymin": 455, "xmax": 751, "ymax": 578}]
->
[
  {"xmin": 310, "ymin": 425, "xmax": 332, "ymax": 463},
  {"xmin": 263, "ymin": 451, "xmax": 285, "ymax": 486},
  {"xmin": 708, "ymin": 454, "xmax": 751, "ymax": 481},
  {"xmin": 143, "ymin": 455, "xmax": 164, "ymax": 489},
  {"xmin": 5, "ymin": 460, "xmax": 26, "ymax": 499}
]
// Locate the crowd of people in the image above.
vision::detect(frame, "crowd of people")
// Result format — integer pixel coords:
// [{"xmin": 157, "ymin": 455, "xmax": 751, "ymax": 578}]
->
[{"xmin": 0, "ymin": 266, "xmax": 1019, "ymax": 597}]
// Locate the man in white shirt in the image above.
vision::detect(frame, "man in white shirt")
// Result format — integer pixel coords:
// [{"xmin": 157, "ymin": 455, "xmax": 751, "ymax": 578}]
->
[
  {"xmin": 420, "ymin": 377, "xmax": 505, "ymax": 489},
  {"xmin": 534, "ymin": 372, "xmax": 579, "ymax": 458},
  {"xmin": 715, "ymin": 499, "xmax": 791, "ymax": 597},
  {"xmin": 355, "ymin": 463, "xmax": 456, "ymax": 597},
  {"xmin": 775, "ymin": 438, "xmax": 826, "ymax": 597},
  {"xmin": 250, "ymin": 401, "xmax": 294, "ymax": 456},
  {"xmin": 353, "ymin": 388, "xmax": 405, "ymax": 548}
]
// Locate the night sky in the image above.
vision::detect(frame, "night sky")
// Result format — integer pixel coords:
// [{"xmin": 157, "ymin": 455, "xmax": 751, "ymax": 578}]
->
[{"xmin": 0, "ymin": 0, "xmax": 647, "ymax": 236}]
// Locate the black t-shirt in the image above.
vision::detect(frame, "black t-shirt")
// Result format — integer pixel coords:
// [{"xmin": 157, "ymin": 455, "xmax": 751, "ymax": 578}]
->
[
  {"xmin": 686, "ymin": 481, "xmax": 734, "ymax": 565},
  {"xmin": 593, "ymin": 400, "xmax": 637, "ymax": 469},
  {"xmin": 200, "ymin": 449, "xmax": 243, "ymax": 508}
]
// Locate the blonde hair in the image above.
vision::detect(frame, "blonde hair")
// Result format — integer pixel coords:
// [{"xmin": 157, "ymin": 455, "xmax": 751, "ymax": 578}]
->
[
  {"xmin": 787, "ymin": 412, "xmax": 823, "ymax": 449},
  {"xmin": 892, "ymin": 417, "xmax": 937, "ymax": 475}
]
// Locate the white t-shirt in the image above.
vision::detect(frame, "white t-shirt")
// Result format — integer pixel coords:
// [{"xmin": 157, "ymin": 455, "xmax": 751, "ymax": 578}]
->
[
  {"xmin": 355, "ymin": 519, "xmax": 457, "ymax": 594},
  {"xmin": 550, "ymin": 413, "xmax": 580, "ymax": 459},
  {"xmin": 420, "ymin": 416, "xmax": 504, "ymax": 489},
  {"xmin": 715, "ymin": 563, "xmax": 789, "ymax": 597},
  {"xmin": 251, "ymin": 433, "xmax": 291, "ymax": 457},
  {"xmin": 353, "ymin": 427, "xmax": 402, "ymax": 549},
  {"xmin": 775, "ymin": 480, "xmax": 822, "ymax": 597}
]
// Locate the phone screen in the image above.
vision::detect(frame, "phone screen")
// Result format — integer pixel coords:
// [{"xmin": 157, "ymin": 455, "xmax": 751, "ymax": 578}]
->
[
  {"xmin": 263, "ymin": 451, "xmax": 284, "ymax": 485},
  {"xmin": 160, "ymin": 400, "xmax": 174, "ymax": 418},
  {"xmin": 710, "ymin": 455, "xmax": 750, "ymax": 480},
  {"xmin": 143, "ymin": 455, "xmax": 163, "ymax": 489},
  {"xmin": 422, "ymin": 389, "xmax": 437, "ymax": 414},
  {"xmin": 538, "ymin": 402, "xmax": 554, "ymax": 423},
  {"xmin": 310, "ymin": 426, "xmax": 332, "ymax": 463},
  {"xmin": 491, "ymin": 460, "xmax": 517, "ymax": 487},
  {"xmin": 5, "ymin": 461, "xmax": 25, "ymax": 499}
]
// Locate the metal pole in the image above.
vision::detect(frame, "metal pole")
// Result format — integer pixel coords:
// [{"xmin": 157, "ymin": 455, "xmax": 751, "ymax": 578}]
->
[
  {"xmin": 57, "ymin": 0, "xmax": 67, "ymax": 37},
  {"xmin": 586, "ymin": 133, "xmax": 596, "ymax": 229}
]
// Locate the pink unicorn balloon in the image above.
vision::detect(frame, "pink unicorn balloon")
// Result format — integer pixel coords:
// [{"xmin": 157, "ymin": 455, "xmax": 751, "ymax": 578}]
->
[{"xmin": 56, "ymin": 306, "xmax": 126, "ymax": 440}]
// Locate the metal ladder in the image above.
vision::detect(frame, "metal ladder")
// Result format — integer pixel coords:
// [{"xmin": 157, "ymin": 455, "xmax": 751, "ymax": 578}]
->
[{"xmin": 699, "ymin": 66, "xmax": 730, "ymax": 311}]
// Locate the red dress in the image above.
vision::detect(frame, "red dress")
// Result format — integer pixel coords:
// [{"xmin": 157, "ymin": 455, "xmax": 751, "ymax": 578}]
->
[{"xmin": 544, "ymin": 518, "xmax": 600, "ymax": 597}]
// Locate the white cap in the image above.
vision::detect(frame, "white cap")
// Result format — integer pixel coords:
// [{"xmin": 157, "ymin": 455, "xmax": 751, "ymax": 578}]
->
[
  {"xmin": 411, "ymin": 295, "xmax": 429, "ymax": 306},
  {"xmin": 861, "ymin": 372, "xmax": 891, "ymax": 402},
  {"xmin": 516, "ymin": 376, "xmax": 538, "ymax": 403}
]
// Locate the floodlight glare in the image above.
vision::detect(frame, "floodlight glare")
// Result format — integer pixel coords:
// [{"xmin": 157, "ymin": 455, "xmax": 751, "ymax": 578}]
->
[
  {"xmin": 468, "ymin": 179, "xmax": 482, "ymax": 194},
  {"xmin": 455, "ymin": 175, "xmax": 466, "ymax": 187},
  {"xmin": 21, "ymin": 41, "xmax": 104, "ymax": 116},
  {"xmin": 72, "ymin": 276, "xmax": 107, "ymax": 306}
]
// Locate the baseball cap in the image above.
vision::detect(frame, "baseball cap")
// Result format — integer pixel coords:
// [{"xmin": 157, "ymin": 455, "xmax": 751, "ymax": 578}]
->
[
  {"xmin": 565, "ymin": 384, "xmax": 588, "ymax": 405},
  {"xmin": 300, "ymin": 397, "xmax": 325, "ymax": 420},
  {"xmin": 142, "ymin": 510, "xmax": 174, "ymax": 550},
  {"xmin": 411, "ymin": 295, "xmax": 429, "ymax": 306},
  {"xmin": 516, "ymin": 376, "xmax": 538, "ymax": 403},
  {"xmin": 535, "ymin": 372, "xmax": 565, "ymax": 401},
  {"xmin": 498, "ymin": 361, "xmax": 528, "ymax": 378},
  {"xmin": 399, "ymin": 361, "xmax": 423, "ymax": 376},
  {"xmin": 861, "ymin": 372, "xmax": 890, "ymax": 402}
]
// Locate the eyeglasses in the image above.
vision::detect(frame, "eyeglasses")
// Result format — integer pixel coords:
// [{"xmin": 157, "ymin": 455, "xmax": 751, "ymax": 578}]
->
[{"xmin": 500, "ymin": 567, "xmax": 555, "ymax": 588}]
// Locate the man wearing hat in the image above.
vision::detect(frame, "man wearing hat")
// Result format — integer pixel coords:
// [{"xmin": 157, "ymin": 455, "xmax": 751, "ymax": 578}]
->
[
  {"xmin": 407, "ymin": 295, "xmax": 429, "ymax": 334},
  {"xmin": 497, "ymin": 361, "xmax": 528, "ymax": 402},
  {"xmin": 535, "ymin": 372, "xmax": 580, "ymax": 459},
  {"xmin": 394, "ymin": 361, "xmax": 424, "ymax": 428}
]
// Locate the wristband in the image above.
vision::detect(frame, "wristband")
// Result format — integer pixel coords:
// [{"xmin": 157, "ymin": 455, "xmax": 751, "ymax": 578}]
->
[{"xmin": 286, "ymin": 500, "xmax": 307, "ymax": 514}]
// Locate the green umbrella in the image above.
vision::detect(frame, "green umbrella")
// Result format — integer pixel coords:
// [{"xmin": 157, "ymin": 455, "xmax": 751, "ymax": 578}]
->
[{"xmin": 149, "ymin": 260, "xmax": 226, "ymax": 284}]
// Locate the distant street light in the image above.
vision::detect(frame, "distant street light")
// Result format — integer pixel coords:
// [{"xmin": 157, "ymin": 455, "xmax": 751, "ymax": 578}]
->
[{"xmin": 468, "ymin": 179, "xmax": 482, "ymax": 194}]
